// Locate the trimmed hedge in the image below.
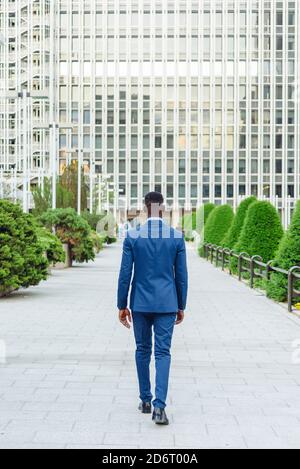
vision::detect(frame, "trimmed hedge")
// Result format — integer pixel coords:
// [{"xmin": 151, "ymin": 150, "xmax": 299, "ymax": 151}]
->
[
  {"xmin": 234, "ymin": 201, "xmax": 283, "ymax": 262},
  {"xmin": 201, "ymin": 204, "xmax": 234, "ymax": 249},
  {"xmin": 0, "ymin": 200, "xmax": 48, "ymax": 295},
  {"xmin": 39, "ymin": 208, "xmax": 95, "ymax": 264},
  {"xmin": 266, "ymin": 200, "xmax": 300, "ymax": 302},
  {"xmin": 181, "ymin": 203, "xmax": 216, "ymax": 242},
  {"xmin": 223, "ymin": 196, "xmax": 256, "ymax": 249}
]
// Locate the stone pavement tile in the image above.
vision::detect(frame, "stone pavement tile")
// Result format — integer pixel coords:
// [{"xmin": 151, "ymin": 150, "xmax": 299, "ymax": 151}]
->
[
  {"xmin": 0, "ymin": 430, "xmax": 36, "ymax": 444},
  {"xmin": 45, "ymin": 411, "xmax": 110, "ymax": 423},
  {"xmin": 244, "ymin": 435, "xmax": 300, "ymax": 449},
  {"xmin": 205, "ymin": 406, "xmax": 266, "ymax": 417},
  {"xmin": 56, "ymin": 394, "xmax": 114, "ymax": 404},
  {"xmin": 4, "ymin": 419, "xmax": 73, "ymax": 432},
  {"xmin": 73, "ymin": 421, "xmax": 140, "ymax": 433},
  {"xmin": 23, "ymin": 402, "xmax": 83, "ymax": 412},
  {"xmin": 33, "ymin": 431, "xmax": 105, "ymax": 445},
  {"xmin": 174, "ymin": 433, "xmax": 247, "ymax": 449},
  {"xmin": 103, "ymin": 432, "xmax": 174, "ymax": 447},
  {"xmin": 235, "ymin": 415, "xmax": 300, "ymax": 427},
  {"xmin": 1, "ymin": 244, "xmax": 300, "ymax": 448},
  {"xmin": 207, "ymin": 424, "xmax": 276, "ymax": 439},
  {"xmin": 21, "ymin": 443, "xmax": 66, "ymax": 449}
]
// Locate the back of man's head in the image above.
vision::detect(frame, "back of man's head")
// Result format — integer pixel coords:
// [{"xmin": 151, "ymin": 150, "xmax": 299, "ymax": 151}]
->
[
  {"xmin": 144, "ymin": 192, "xmax": 164, "ymax": 218},
  {"xmin": 144, "ymin": 191, "xmax": 164, "ymax": 207}
]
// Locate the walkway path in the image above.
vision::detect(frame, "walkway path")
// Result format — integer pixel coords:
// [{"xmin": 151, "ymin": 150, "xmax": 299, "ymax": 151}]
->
[{"xmin": 1, "ymin": 243, "xmax": 300, "ymax": 449}]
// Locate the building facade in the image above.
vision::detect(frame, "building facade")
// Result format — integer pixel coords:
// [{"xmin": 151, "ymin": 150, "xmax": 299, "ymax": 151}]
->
[{"xmin": 0, "ymin": 0, "xmax": 299, "ymax": 224}]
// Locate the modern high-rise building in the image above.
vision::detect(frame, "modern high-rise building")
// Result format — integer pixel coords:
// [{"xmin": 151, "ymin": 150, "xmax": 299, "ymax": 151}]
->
[{"xmin": 0, "ymin": 0, "xmax": 299, "ymax": 225}]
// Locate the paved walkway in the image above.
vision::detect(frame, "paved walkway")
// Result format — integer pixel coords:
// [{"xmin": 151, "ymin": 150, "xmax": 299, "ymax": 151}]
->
[{"xmin": 1, "ymin": 242, "xmax": 300, "ymax": 449}]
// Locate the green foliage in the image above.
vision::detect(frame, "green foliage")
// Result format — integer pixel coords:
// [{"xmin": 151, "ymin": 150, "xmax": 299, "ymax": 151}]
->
[
  {"xmin": 201, "ymin": 205, "xmax": 234, "ymax": 251},
  {"xmin": 31, "ymin": 178, "xmax": 52, "ymax": 217},
  {"xmin": 56, "ymin": 183, "xmax": 74, "ymax": 209},
  {"xmin": 36, "ymin": 226, "xmax": 66, "ymax": 265},
  {"xmin": 266, "ymin": 200, "xmax": 300, "ymax": 302},
  {"xmin": 223, "ymin": 197, "xmax": 256, "ymax": 249},
  {"xmin": 59, "ymin": 161, "xmax": 88, "ymax": 211},
  {"xmin": 0, "ymin": 200, "xmax": 49, "ymax": 295},
  {"xmin": 202, "ymin": 203, "xmax": 216, "ymax": 227},
  {"xmin": 81, "ymin": 210, "xmax": 106, "ymax": 231},
  {"xmin": 180, "ymin": 203, "xmax": 215, "ymax": 242},
  {"xmin": 105, "ymin": 235, "xmax": 117, "ymax": 245},
  {"xmin": 90, "ymin": 231, "xmax": 105, "ymax": 253},
  {"xmin": 39, "ymin": 208, "xmax": 95, "ymax": 264},
  {"xmin": 180, "ymin": 213, "xmax": 194, "ymax": 241},
  {"xmin": 234, "ymin": 201, "xmax": 283, "ymax": 263}
]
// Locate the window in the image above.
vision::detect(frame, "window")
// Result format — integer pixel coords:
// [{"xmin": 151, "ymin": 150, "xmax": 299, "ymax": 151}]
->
[{"xmin": 83, "ymin": 110, "xmax": 90, "ymax": 124}]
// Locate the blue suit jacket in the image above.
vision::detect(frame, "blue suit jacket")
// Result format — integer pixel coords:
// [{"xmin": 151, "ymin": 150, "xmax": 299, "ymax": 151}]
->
[{"xmin": 117, "ymin": 219, "xmax": 188, "ymax": 313}]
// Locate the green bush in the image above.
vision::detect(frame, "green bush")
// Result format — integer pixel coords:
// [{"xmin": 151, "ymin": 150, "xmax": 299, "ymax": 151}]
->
[
  {"xmin": 0, "ymin": 200, "xmax": 48, "ymax": 295},
  {"xmin": 180, "ymin": 203, "xmax": 215, "ymax": 241},
  {"xmin": 234, "ymin": 201, "xmax": 283, "ymax": 263},
  {"xmin": 201, "ymin": 203, "xmax": 216, "ymax": 227},
  {"xmin": 199, "ymin": 204, "xmax": 234, "ymax": 255},
  {"xmin": 39, "ymin": 208, "xmax": 95, "ymax": 264},
  {"xmin": 81, "ymin": 210, "xmax": 106, "ymax": 231},
  {"xmin": 36, "ymin": 226, "xmax": 66, "ymax": 265},
  {"xmin": 266, "ymin": 201, "xmax": 300, "ymax": 302},
  {"xmin": 106, "ymin": 235, "xmax": 117, "ymax": 245},
  {"xmin": 90, "ymin": 231, "xmax": 105, "ymax": 253},
  {"xmin": 223, "ymin": 197, "xmax": 256, "ymax": 249}
]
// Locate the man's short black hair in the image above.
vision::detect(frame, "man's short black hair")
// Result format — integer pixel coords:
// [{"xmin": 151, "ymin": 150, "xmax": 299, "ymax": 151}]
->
[{"xmin": 144, "ymin": 191, "xmax": 164, "ymax": 207}]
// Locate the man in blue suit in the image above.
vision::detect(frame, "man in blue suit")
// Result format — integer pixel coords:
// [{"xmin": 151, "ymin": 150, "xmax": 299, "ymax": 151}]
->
[{"xmin": 117, "ymin": 192, "xmax": 188, "ymax": 425}]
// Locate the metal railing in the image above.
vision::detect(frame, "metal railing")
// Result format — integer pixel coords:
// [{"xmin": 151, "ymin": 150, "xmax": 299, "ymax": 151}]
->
[{"xmin": 203, "ymin": 243, "xmax": 300, "ymax": 313}]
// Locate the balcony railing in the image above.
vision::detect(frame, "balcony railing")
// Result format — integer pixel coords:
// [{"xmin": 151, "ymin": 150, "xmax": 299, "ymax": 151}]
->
[{"xmin": 203, "ymin": 243, "xmax": 300, "ymax": 313}]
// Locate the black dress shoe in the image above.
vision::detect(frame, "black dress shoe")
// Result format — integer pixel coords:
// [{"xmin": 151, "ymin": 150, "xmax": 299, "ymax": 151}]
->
[
  {"xmin": 138, "ymin": 401, "xmax": 152, "ymax": 414},
  {"xmin": 152, "ymin": 407, "xmax": 169, "ymax": 425}
]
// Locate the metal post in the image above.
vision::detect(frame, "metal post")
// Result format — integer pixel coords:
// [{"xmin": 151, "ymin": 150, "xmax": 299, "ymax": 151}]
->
[
  {"xmin": 50, "ymin": 123, "xmax": 57, "ymax": 210},
  {"xmin": 288, "ymin": 269, "xmax": 294, "ymax": 313},
  {"xmin": 250, "ymin": 257, "xmax": 255, "ymax": 288},
  {"xmin": 238, "ymin": 254, "xmax": 242, "ymax": 281},
  {"xmin": 266, "ymin": 261, "xmax": 273, "ymax": 281},
  {"xmin": 21, "ymin": 91, "xmax": 29, "ymax": 213}
]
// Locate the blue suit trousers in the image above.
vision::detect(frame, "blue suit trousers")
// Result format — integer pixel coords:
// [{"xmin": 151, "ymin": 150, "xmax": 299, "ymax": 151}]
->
[{"xmin": 132, "ymin": 311, "xmax": 177, "ymax": 409}]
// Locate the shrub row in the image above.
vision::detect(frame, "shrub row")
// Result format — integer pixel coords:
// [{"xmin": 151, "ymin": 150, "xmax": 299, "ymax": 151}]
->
[
  {"xmin": 0, "ymin": 201, "xmax": 114, "ymax": 297},
  {"xmin": 199, "ymin": 197, "xmax": 300, "ymax": 304}
]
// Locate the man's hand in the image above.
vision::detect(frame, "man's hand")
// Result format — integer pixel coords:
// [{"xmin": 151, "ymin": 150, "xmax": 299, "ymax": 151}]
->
[
  {"xmin": 119, "ymin": 308, "xmax": 132, "ymax": 329},
  {"xmin": 176, "ymin": 310, "xmax": 184, "ymax": 325}
]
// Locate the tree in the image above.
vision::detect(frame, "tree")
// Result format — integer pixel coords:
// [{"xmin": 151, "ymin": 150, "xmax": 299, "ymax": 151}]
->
[
  {"xmin": 59, "ymin": 161, "xmax": 88, "ymax": 211},
  {"xmin": 39, "ymin": 208, "xmax": 95, "ymax": 264},
  {"xmin": 234, "ymin": 201, "xmax": 283, "ymax": 262},
  {"xmin": 31, "ymin": 178, "xmax": 52, "ymax": 216},
  {"xmin": 223, "ymin": 197, "xmax": 256, "ymax": 249},
  {"xmin": 202, "ymin": 204, "xmax": 234, "ymax": 248},
  {"xmin": 0, "ymin": 200, "xmax": 48, "ymax": 295},
  {"xmin": 266, "ymin": 201, "xmax": 300, "ymax": 302}
]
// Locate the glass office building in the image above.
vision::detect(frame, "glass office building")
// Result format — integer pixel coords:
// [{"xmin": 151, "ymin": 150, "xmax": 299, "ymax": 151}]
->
[{"xmin": 0, "ymin": 0, "xmax": 299, "ymax": 224}]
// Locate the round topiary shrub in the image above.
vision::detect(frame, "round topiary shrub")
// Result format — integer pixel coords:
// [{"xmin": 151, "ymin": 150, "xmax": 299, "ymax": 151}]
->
[
  {"xmin": 234, "ymin": 201, "xmax": 283, "ymax": 262},
  {"xmin": 39, "ymin": 208, "xmax": 95, "ymax": 264},
  {"xmin": 0, "ymin": 200, "xmax": 49, "ymax": 296},
  {"xmin": 223, "ymin": 196, "xmax": 256, "ymax": 249},
  {"xmin": 266, "ymin": 201, "xmax": 300, "ymax": 302},
  {"xmin": 201, "ymin": 204, "xmax": 234, "ymax": 251}
]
